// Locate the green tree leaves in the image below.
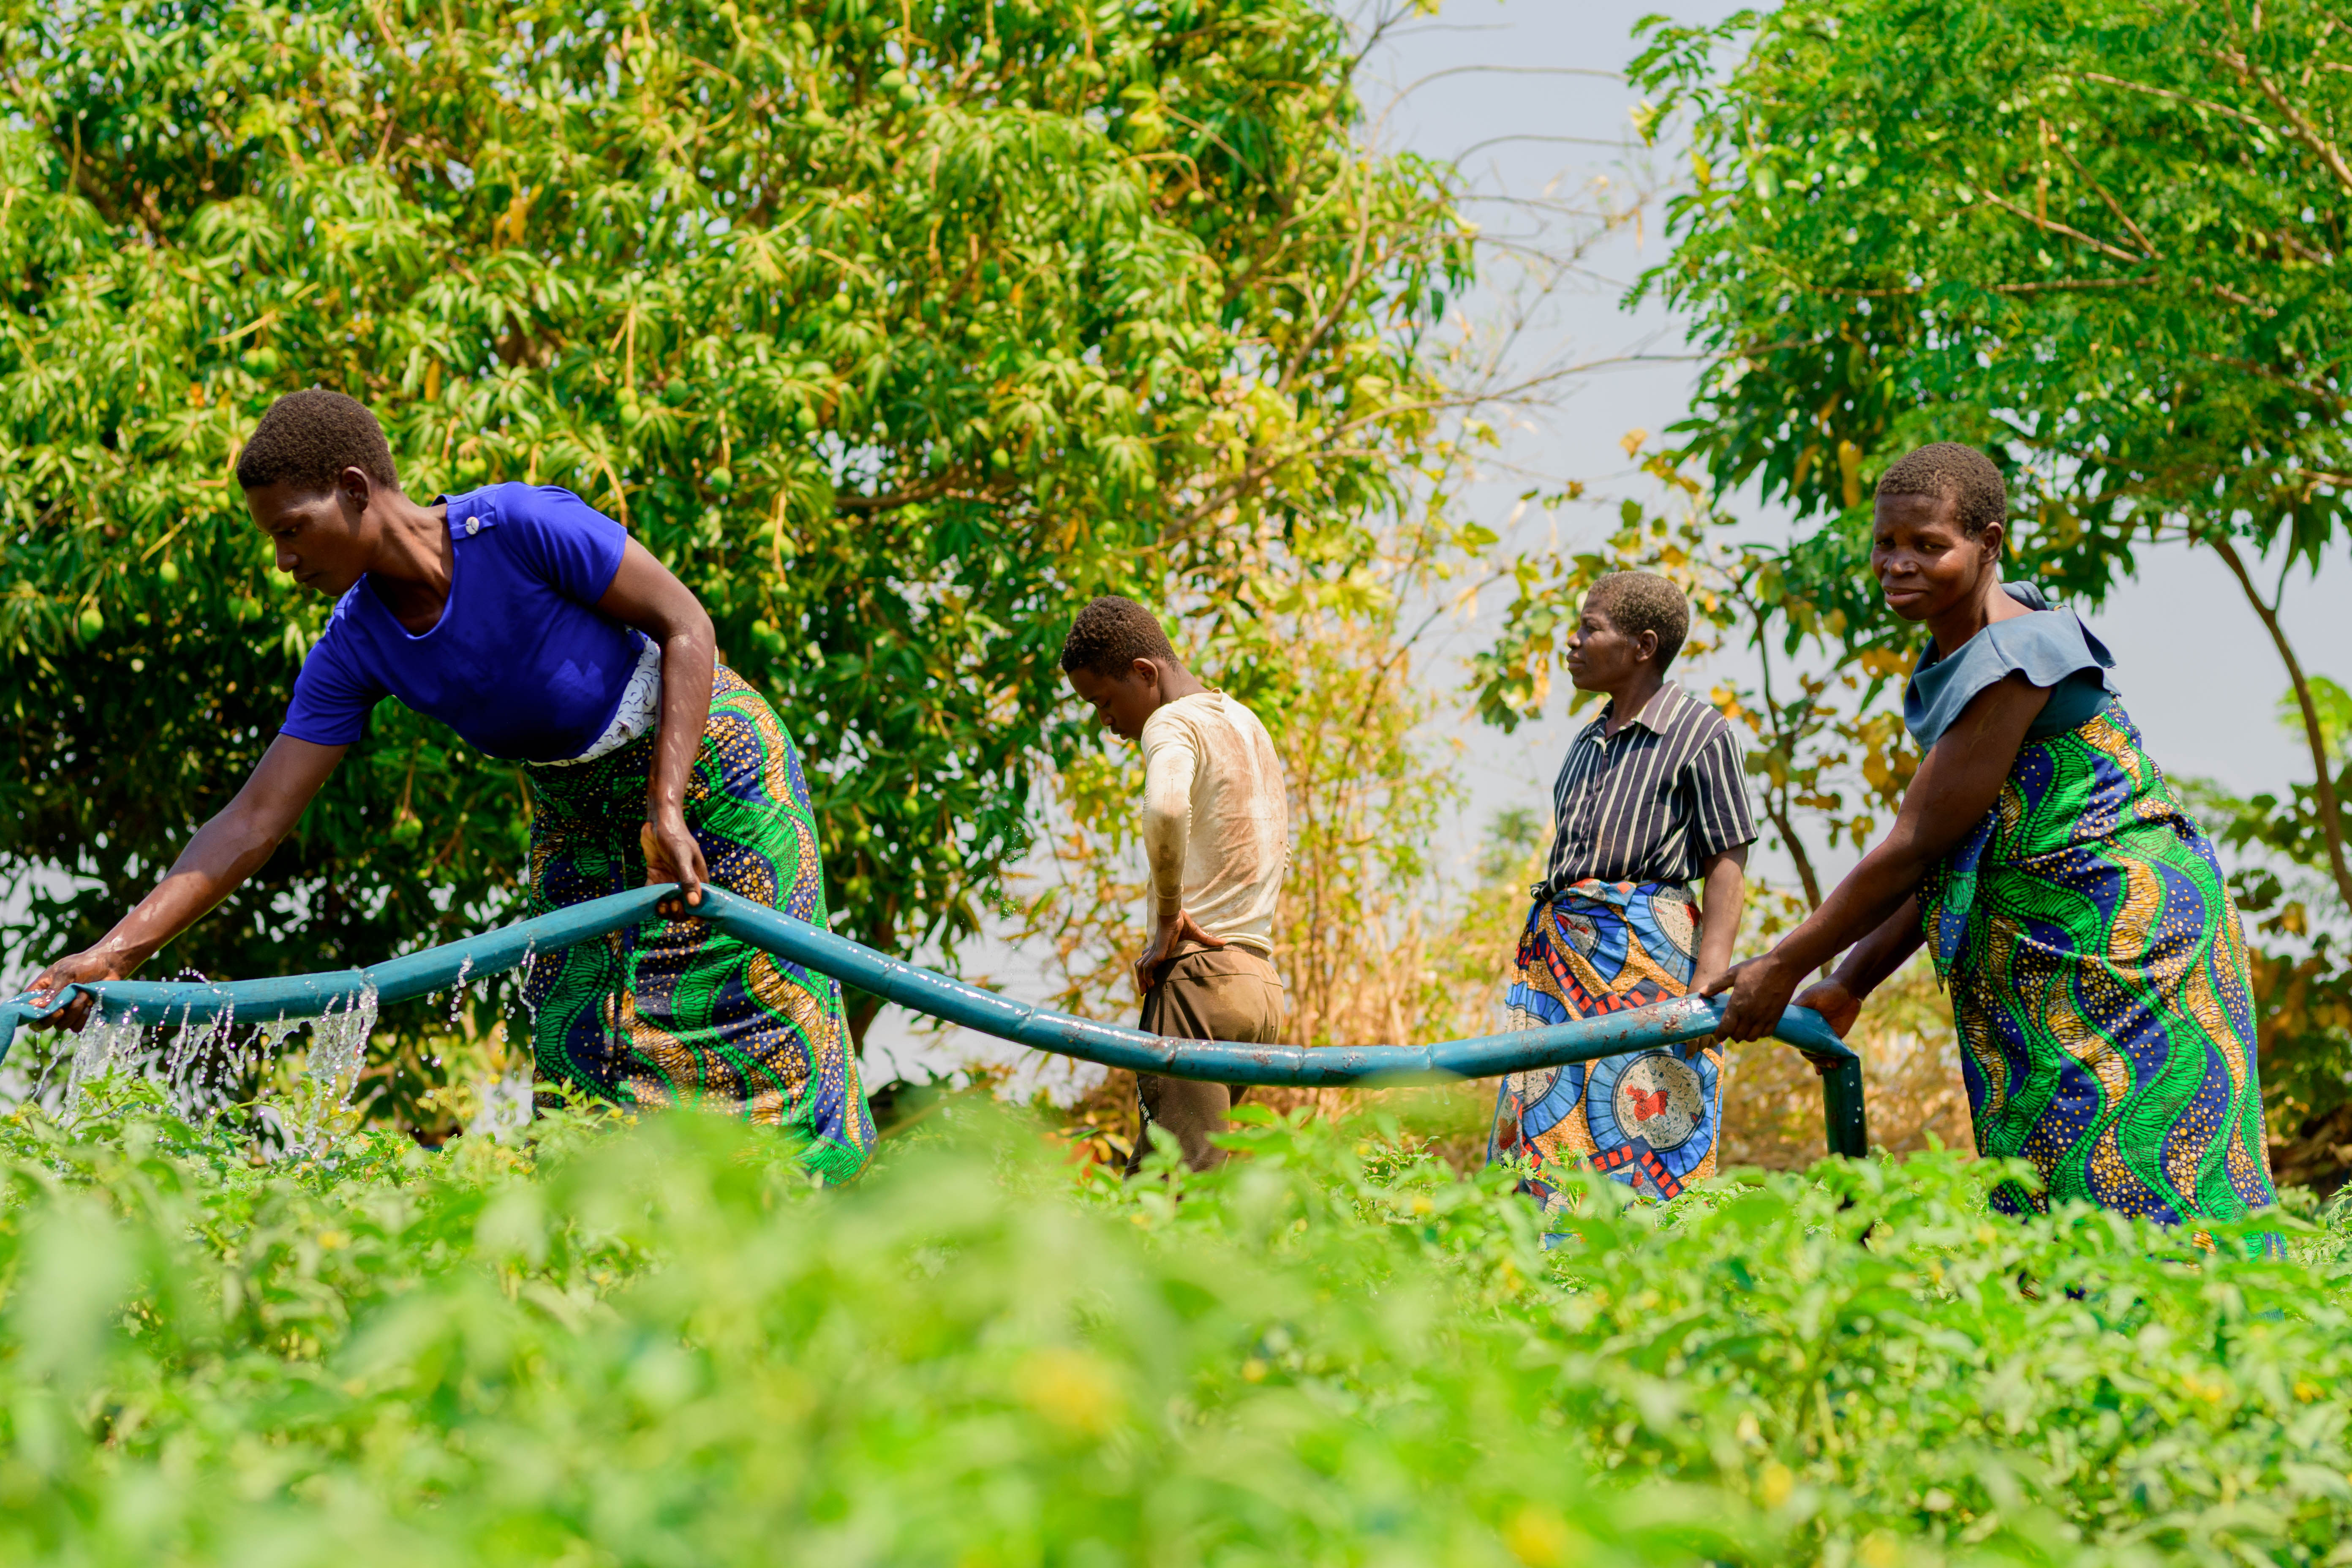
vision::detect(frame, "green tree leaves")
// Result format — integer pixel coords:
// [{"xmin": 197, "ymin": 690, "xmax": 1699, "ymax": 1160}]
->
[
  {"xmin": 0, "ymin": 0, "xmax": 1470, "ymax": 1079},
  {"xmin": 1632, "ymin": 0, "xmax": 2352, "ymax": 618}
]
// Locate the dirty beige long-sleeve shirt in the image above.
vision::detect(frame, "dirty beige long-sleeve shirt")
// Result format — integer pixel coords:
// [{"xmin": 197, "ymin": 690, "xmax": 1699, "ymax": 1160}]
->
[{"xmin": 1138, "ymin": 691, "xmax": 1288, "ymax": 955}]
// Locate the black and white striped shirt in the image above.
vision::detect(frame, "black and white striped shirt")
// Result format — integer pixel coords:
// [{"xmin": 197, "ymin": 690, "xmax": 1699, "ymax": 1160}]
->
[{"xmin": 1537, "ymin": 682, "xmax": 1757, "ymax": 898}]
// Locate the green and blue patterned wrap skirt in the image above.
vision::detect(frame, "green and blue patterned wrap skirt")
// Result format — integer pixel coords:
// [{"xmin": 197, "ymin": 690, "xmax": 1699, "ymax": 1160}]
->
[
  {"xmin": 522, "ymin": 665, "xmax": 874, "ymax": 1183},
  {"xmin": 1924, "ymin": 697, "xmax": 2276, "ymax": 1226}
]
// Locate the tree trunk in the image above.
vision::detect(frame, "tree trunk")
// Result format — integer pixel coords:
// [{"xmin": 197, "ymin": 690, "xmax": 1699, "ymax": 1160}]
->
[
  {"xmin": 1742, "ymin": 594, "xmax": 1829, "ymax": 917},
  {"xmin": 2205, "ymin": 531, "xmax": 2352, "ymax": 910},
  {"xmin": 1768, "ymin": 801, "xmax": 1825, "ymax": 910},
  {"xmin": 845, "ymin": 991, "xmax": 884, "ymax": 1054}
]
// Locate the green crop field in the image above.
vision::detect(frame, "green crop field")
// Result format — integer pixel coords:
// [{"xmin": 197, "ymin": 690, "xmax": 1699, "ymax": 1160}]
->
[{"xmin": 1, "ymin": 1081, "xmax": 2344, "ymax": 1567}]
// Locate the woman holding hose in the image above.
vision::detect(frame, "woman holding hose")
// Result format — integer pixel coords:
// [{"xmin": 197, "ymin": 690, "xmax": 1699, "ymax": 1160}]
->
[
  {"xmin": 28, "ymin": 390, "xmax": 874, "ymax": 1180},
  {"xmin": 1708, "ymin": 443, "xmax": 2276, "ymax": 1226}
]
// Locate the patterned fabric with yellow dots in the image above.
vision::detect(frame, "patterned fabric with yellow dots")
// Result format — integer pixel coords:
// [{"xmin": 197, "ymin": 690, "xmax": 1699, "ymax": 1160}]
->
[
  {"xmin": 521, "ymin": 665, "xmax": 874, "ymax": 1184},
  {"xmin": 1923, "ymin": 698, "xmax": 2277, "ymax": 1229}
]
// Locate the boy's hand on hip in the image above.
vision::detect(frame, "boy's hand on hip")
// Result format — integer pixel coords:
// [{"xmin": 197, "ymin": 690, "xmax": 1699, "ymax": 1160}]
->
[{"xmin": 1135, "ymin": 909, "xmax": 1227, "ymax": 998}]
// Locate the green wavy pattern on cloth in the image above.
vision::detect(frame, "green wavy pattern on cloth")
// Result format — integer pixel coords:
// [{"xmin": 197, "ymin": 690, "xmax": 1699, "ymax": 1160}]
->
[
  {"xmin": 520, "ymin": 666, "xmax": 874, "ymax": 1184},
  {"xmin": 1922, "ymin": 699, "xmax": 2276, "ymax": 1229}
]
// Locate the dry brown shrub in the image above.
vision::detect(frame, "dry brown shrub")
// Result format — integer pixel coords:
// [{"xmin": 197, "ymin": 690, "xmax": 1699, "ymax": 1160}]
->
[{"xmin": 1036, "ymin": 858, "xmax": 1981, "ymax": 1179}]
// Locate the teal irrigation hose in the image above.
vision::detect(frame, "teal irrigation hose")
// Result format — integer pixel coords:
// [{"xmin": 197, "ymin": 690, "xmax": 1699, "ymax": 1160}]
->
[{"xmin": 0, "ymin": 885, "xmax": 1870, "ymax": 1157}]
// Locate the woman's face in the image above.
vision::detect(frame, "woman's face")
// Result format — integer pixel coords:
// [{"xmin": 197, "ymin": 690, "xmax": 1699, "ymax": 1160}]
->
[
  {"xmin": 245, "ymin": 473, "xmax": 373, "ymax": 596},
  {"xmin": 1564, "ymin": 599, "xmax": 1655, "ymax": 692},
  {"xmin": 1871, "ymin": 492, "xmax": 2002, "ymax": 623}
]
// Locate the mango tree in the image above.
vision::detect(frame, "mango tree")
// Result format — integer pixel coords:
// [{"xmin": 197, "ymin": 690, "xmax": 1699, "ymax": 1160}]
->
[{"xmin": 0, "ymin": 0, "xmax": 1470, "ymax": 1106}]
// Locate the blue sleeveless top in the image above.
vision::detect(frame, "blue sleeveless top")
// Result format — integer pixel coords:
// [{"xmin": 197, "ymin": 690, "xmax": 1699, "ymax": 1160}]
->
[
  {"xmin": 1903, "ymin": 582, "xmax": 2116, "ymax": 753},
  {"xmin": 279, "ymin": 484, "xmax": 648, "ymax": 762}
]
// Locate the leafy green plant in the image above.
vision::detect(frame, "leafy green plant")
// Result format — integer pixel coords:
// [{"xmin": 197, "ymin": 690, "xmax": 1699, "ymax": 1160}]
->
[{"xmin": 0, "ymin": 1079, "xmax": 2344, "ymax": 1565}]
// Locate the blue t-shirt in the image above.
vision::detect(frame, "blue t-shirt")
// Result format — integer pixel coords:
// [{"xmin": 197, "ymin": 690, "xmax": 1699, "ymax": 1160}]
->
[
  {"xmin": 1903, "ymin": 582, "xmax": 2116, "ymax": 752},
  {"xmin": 280, "ymin": 484, "xmax": 647, "ymax": 762}
]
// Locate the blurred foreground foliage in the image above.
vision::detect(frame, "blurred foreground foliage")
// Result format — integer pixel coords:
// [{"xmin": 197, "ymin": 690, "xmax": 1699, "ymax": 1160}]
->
[{"xmin": 0, "ymin": 1082, "xmax": 2345, "ymax": 1565}]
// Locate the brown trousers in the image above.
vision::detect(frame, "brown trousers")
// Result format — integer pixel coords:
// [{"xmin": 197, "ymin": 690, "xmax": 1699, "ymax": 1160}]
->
[{"xmin": 1127, "ymin": 945, "xmax": 1286, "ymax": 1175}]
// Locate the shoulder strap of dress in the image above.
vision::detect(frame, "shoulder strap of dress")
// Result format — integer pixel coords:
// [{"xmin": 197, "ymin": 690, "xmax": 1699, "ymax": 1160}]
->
[
  {"xmin": 1998, "ymin": 579, "xmax": 2115, "ymax": 670},
  {"xmin": 2070, "ymin": 610, "xmax": 2118, "ymax": 672}
]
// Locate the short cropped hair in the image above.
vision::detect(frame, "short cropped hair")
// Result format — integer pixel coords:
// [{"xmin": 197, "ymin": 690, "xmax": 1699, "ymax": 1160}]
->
[
  {"xmin": 1874, "ymin": 442, "xmax": 2005, "ymax": 536},
  {"xmin": 1585, "ymin": 572, "xmax": 1690, "ymax": 668},
  {"xmin": 1059, "ymin": 595, "xmax": 1177, "ymax": 678},
  {"xmin": 235, "ymin": 389, "xmax": 400, "ymax": 493}
]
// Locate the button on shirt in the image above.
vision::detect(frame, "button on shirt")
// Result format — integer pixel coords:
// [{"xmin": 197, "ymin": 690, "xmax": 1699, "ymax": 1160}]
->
[
  {"xmin": 1537, "ymin": 682, "xmax": 1757, "ymax": 898},
  {"xmin": 279, "ymin": 483, "xmax": 648, "ymax": 762}
]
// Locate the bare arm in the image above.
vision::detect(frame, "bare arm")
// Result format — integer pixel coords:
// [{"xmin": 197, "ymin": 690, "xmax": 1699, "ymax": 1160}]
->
[
  {"xmin": 27, "ymin": 736, "xmax": 347, "ymax": 1027},
  {"xmin": 1133, "ymin": 730, "xmax": 1222, "ymax": 995},
  {"xmin": 1141, "ymin": 737, "xmax": 1194, "ymax": 930},
  {"xmin": 1690, "ymin": 844, "xmax": 1748, "ymax": 994},
  {"xmin": 1705, "ymin": 671, "xmax": 2050, "ymax": 1041},
  {"xmin": 1780, "ymin": 896, "xmax": 1926, "ymax": 1071},
  {"xmin": 595, "ymin": 538, "xmax": 716, "ymax": 915},
  {"xmin": 1827, "ymin": 896, "xmax": 1927, "ymax": 1005}
]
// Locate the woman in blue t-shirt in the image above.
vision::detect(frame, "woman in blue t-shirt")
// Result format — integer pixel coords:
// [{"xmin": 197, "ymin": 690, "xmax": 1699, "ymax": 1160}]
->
[{"xmin": 28, "ymin": 390, "xmax": 873, "ymax": 1180}]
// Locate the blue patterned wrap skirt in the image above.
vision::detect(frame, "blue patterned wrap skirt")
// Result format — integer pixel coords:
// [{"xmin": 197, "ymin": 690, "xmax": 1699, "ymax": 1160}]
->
[{"xmin": 1488, "ymin": 879, "xmax": 1720, "ymax": 1209}]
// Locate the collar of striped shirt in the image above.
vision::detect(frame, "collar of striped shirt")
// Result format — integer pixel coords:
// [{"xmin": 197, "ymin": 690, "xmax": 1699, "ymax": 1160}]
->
[
  {"xmin": 1581, "ymin": 681, "xmax": 1687, "ymax": 741},
  {"xmin": 1536, "ymin": 680, "xmax": 1756, "ymax": 899}
]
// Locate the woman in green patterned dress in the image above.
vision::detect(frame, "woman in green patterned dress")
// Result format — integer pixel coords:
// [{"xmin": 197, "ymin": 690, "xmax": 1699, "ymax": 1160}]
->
[
  {"xmin": 27, "ymin": 392, "xmax": 873, "ymax": 1181},
  {"xmin": 1710, "ymin": 444, "xmax": 2277, "ymax": 1225}
]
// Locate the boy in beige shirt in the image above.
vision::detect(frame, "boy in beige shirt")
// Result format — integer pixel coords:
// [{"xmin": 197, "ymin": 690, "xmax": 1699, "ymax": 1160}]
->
[{"xmin": 1059, "ymin": 596, "xmax": 1288, "ymax": 1172}]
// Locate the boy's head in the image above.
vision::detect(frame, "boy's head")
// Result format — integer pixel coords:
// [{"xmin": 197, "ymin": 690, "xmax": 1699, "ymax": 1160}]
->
[
  {"xmin": 1567, "ymin": 572, "xmax": 1688, "ymax": 693},
  {"xmin": 1060, "ymin": 595, "xmax": 1181, "ymax": 740},
  {"xmin": 238, "ymin": 390, "xmax": 405, "ymax": 598}
]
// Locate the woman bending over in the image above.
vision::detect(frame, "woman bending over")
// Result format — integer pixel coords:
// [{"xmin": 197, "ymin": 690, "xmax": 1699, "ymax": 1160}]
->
[{"xmin": 30, "ymin": 391, "xmax": 873, "ymax": 1179}]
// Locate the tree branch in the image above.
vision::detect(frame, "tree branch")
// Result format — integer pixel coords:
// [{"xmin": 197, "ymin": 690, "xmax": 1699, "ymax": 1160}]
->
[
  {"xmin": 2066, "ymin": 71, "xmax": 2274, "ymax": 131},
  {"xmin": 2213, "ymin": 44, "xmax": 2352, "ymax": 197},
  {"xmin": 1454, "ymin": 133, "xmax": 1628, "ymax": 161},
  {"xmin": 1973, "ymin": 189, "xmax": 2152, "ymax": 268},
  {"xmin": 831, "ymin": 472, "xmax": 991, "ymax": 514},
  {"xmin": 2042, "ymin": 127, "xmax": 2160, "ymax": 259},
  {"xmin": 2204, "ymin": 528, "xmax": 2352, "ymax": 910}
]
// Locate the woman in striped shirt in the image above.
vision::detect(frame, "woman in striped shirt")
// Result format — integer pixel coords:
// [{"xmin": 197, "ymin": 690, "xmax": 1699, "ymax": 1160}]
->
[{"xmin": 1489, "ymin": 572, "xmax": 1758, "ymax": 1211}]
